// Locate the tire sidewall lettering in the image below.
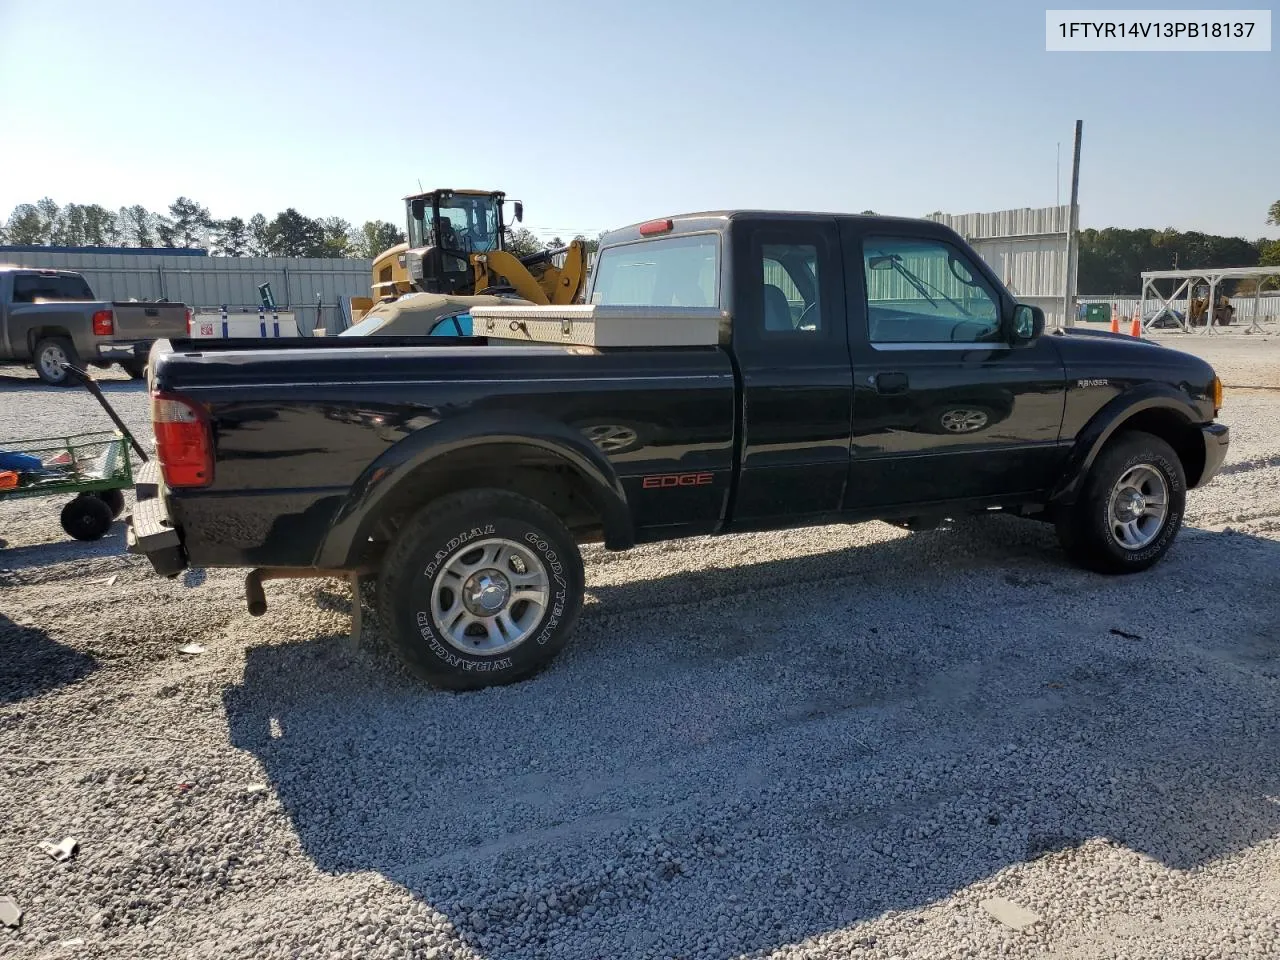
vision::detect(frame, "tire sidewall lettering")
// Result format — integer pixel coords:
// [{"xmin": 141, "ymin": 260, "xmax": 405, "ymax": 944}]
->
[
  {"xmin": 409, "ymin": 520, "xmax": 575, "ymax": 670},
  {"xmin": 1098, "ymin": 450, "xmax": 1185, "ymax": 564}
]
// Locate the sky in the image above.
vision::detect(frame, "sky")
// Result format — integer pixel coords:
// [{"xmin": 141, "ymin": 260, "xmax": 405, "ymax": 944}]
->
[{"xmin": 0, "ymin": 0, "xmax": 1276, "ymax": 243}]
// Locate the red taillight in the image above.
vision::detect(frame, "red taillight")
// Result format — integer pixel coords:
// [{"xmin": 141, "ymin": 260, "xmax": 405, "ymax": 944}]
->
[
  {"xmin": 151, "ymin": 392, "xmax": 213, "ymax": 488},
  {"xmin": 638, "ymin": 218, "xmax": 673, "ymax": 236},
  {"xmin": 185, "ymin": 306, "xmax": 193, "ymax": 335},
  {"xmin": 92, "ymin": 309, "xmax": 114, "ymax": 335}
]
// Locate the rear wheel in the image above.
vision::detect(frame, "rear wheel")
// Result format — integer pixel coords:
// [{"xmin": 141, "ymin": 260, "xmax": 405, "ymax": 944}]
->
[
  {"xmin": 121, "ymin": 360, "xmax": 147, "ymax": 380},
  {"xmin": 1055, "ymin": 430, "xmax": 1185, "ymax": 574},
  {"xmin": 377, "ymin": 489, "xmax": 585, "ymax": 690},
  {"xmin": 33, "ymin": 337, "xmax": 77, "ymax": 386},
  {"xmin": 60, "ymin": 494, "xmax": 115, "ymax": 541}
]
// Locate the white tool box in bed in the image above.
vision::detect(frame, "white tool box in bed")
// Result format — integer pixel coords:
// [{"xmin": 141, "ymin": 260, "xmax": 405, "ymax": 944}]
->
[{"xmin": 467, "ymin": 304, "xmax": 725, "ymax": 347}]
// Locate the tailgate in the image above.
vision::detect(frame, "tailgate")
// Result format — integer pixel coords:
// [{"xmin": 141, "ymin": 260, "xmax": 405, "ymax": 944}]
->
[{"xmin": 111, "ymin": 303, "xmax": 188, "ymax": 341}]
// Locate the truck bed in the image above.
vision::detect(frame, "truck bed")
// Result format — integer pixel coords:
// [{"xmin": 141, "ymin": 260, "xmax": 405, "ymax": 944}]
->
[{"xmin": 149, "ymin": 336, "xmax": 737, "ymax": 567}]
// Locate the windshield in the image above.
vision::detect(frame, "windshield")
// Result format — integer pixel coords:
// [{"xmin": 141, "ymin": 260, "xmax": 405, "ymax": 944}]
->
[
  {"xmin": 590, "ymin": 234, "xmax": 719, "ymax": 307},
  {"xmin": 339, "ymin": 312, "xmax": 391, "ymax": 336},
  {"xmin": 439, "ymin": 195, "xmax": 500, "ymax": 254}
]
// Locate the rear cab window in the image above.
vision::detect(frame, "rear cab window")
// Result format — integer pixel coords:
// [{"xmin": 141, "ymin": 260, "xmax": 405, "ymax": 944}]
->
[
  {"xmin": 590, "ymin": 234, "xmax": 719, "ymax": 307},
  {"xmin": 11, "ymin": 273, "xmax": 94, "ymax": 303}
]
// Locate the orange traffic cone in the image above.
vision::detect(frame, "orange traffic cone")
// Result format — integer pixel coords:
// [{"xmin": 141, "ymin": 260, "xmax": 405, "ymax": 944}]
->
[
  {"xmin": 1110, "ymin": 303, "xmax": 1120, "ymax": 333},
  {"xmin": 1130, "ymin": 311, "xmax": 1142, "ymax": 337}
]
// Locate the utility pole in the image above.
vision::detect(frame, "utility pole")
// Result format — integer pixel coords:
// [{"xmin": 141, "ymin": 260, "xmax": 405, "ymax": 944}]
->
[{"xmin": 1062, "ymin": 121, "xmax": 1082, "ymax": 327}]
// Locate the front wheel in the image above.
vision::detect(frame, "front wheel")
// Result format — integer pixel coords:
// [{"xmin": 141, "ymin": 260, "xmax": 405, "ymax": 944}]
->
[
  {"xmin": 377, "ymin": 489, "xmax": 585, "ymax": 690},
  {"xmin": 1055, "ymin": 430, "xmax": 1186, "ymax": 574}
]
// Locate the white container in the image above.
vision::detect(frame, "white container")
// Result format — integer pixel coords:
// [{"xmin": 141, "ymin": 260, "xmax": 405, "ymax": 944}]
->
[
  {"xmin": 467, "ymin": 304, "xmax": 724, "ymax": 348},
  {"xmin": 189, "ymin": 307, "xmax": 299, "ymax": 339}
]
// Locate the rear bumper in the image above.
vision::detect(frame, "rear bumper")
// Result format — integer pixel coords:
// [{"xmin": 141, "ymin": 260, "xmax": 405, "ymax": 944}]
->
[
  {"xmin": 1196, "ymin": 422, "xmax": 1230, "ymax": 487},
  {"xmin": 125, "ymin": 460, "xmax": 188, "ymax": 577},
  {"xmin": 96, "ymin": 341, "xmax": 153, "ymax": 362}
]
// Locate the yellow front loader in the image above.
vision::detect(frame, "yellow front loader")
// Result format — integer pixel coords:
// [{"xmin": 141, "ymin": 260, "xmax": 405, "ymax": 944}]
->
[{"xmin": 350, "ymin": 189, "xmax": 588, "ymax": 324}]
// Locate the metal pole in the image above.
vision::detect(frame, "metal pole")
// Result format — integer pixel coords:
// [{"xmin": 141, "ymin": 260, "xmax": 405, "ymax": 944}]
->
[
  {"xmin": 1062, "ymin": 120, "xmax": 1082, "ymax": 327},
  {"xmin": 1056, "ymin": 142, "xmax": 1061, "ymax": 207}
]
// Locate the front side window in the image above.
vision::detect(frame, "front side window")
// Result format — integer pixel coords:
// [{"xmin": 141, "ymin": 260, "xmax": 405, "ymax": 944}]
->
[
  {"xmin": 762, "ymin": 243, "xmax": 822, "ymax": 333},
  {"xmin": 590, "ymin": 234, "xmax": 719, "ymax": 308},
  {"xmin": 862, "ymin": 237, "xmax": 1000, "ymax": 343}
]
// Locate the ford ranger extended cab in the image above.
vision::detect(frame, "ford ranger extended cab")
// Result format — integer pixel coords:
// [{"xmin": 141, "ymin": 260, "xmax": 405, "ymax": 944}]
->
[
  {"xmin": 0, "ymin": 266, "xmax": 190, "ymax": 384},
  {"xmin": 128, "ymin": 211, "xmax": 1229, "ymax": 689}
]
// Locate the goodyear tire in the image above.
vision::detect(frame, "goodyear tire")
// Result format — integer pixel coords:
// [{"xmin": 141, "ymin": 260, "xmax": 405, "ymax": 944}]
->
[
  {"xmin": 377, "ymin": 489, "xmax": 585, "ymax": 690},
  {"xmin": 1055, "ymin": 430, "xmax": 1186, "ymax": 575}
]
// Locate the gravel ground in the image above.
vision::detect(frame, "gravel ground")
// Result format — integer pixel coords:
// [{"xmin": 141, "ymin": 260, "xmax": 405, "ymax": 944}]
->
[{"xmin": 1, "ymin": 338, "xmax": 1278, "ymax": 960}]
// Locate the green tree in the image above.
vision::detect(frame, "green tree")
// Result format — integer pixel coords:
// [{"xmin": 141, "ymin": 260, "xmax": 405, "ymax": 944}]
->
[
  {"xmin": 247, "ymin": 214, "xmax": 270, "ymax": 256},
  {"xmin": 55, "ymin": 203, "xmax": 88, "ymax": 246},
  {"xmin": 316, "ymin": 217, "xmax": 355, "ymax": 258},
  {"xmin": 82, "ymin": 204, "xmax": 116, "ymax": 246},
  {"xmin": 503, "ymin": 227, "xmax": 543, "ymax": 257},
  {"xmin": 5, "ymin": 204, "xmax": 46, "ymax": 244},
  {"xmin": 167, "ymin": 197, "xmax": 214, "ymax": 248},
  {"xmin": 211, "ymin": 217, "xmax": 250, "ymax": 257},
  {"xmin": 120, "ymin": 205, "xmax": 155, "ymax": 247},
  {"xmin": 352, "ymin": 219, "xmax": 406, "ymax": 259},
  {"xmin": 1259, "ymin": 239, "xmax": 1280, "ymax": 289},
  {"xmin": 1267, "ymin": 200, "xmax": 1280, "ymax": 227},
  {"xmin": 263, "ymin": 208, "xmax": 323, "ymax": 257},
  {"xmin": 35, "ymin": 198, "xmax": 60, "ymax": 243}
]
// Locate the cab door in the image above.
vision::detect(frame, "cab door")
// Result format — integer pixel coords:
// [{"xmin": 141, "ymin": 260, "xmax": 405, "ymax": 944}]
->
[
  {"xmin": 841, "ymin": 222, "xmax": 1067, "ymax": 509},
  {"xmin": 728, "ymin": 216, "xmax": 854, "ymax": 525}
]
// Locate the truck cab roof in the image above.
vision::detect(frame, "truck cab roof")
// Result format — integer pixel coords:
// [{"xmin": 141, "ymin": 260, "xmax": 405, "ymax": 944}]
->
[{"xmin": 599, "ymin": 210, "xmax": 958, "ymax": 247}]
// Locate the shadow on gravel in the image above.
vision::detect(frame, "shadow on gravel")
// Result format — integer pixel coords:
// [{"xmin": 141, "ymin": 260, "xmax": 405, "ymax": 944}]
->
[
  {"xmin": 225, "ymin": 520, "xmax": 1280, "ymax": 958},
  {"xmin": 0, "ymin": 612, "xmax": 98, "ymax": 705},
  {"xmin": 0, "ymin": 523, "xmax": 128, "ymax": 574}
]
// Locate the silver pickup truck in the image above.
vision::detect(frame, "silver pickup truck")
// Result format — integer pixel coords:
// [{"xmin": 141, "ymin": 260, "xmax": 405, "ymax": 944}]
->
[{"xmin": 0, "ymin": 265, "xmax": 190, "ymax": 385}]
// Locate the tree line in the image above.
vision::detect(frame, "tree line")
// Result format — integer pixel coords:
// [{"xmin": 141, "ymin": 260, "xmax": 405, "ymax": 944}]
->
[
  {"xmin": 0, "ymin": 197, "xmax": 407, "ymax": 260},
  {"xmin": 3, "ymin": 196, "xmax": 1275, "ymax": 289},
  {"xmin": 1078, "ymin": 201, "xmax": 1280, "ymax": 293}
]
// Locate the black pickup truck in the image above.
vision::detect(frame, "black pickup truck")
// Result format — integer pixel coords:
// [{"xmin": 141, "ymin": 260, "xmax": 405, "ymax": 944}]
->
[{"xmin": 129, "ymin": 210, "xmax": 1228, "ymax": 689}]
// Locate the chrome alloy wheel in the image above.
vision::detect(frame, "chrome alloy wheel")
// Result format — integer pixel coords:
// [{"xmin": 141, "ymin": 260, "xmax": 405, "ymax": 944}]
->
[
  {"xmin": 429, "ymin": 537, "xmax": 550, "ymax": 655},
  {"xmin": 1107, "ymin": 463, "xmax": 1169, "ymax": 550}
]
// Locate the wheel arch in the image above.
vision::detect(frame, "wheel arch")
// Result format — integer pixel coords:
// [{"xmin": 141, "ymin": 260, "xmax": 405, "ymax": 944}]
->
[
  {"xmin": 1051, "ymin": 387, "xmax": 1207, "ymax": 504},
  {"xmin": 317, "ymin": 412, "xmax": 634, "ymax": 569}
]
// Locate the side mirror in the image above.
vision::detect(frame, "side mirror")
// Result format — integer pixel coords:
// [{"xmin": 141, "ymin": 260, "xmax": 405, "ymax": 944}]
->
[
  {"xmin": 410, "ymin": 198, "xmax": 426, "ymax": 220},
  {"xmin": 1010, "ymin": 303, "xmax": 1045, "ymax": 345},
  {"xmin": 513, "ymin": 201, "xmax": 523, "ymax": 223}
]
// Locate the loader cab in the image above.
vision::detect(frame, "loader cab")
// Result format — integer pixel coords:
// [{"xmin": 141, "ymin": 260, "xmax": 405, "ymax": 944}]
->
[{"xmin": 404, "ymin": 189, "xmax": 512, "ymax": 295}]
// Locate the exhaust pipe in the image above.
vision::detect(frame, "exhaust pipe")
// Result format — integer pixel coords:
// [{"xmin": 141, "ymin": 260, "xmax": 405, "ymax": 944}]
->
[{"xmin": 244, "ymin": 567, "xmax": 377, "ymax": 616}]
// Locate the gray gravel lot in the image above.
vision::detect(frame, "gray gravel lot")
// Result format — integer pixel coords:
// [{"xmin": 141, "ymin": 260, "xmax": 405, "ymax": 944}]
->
[{"xmin": 1, "ymin": 335, "xmax": 1278, "ymax": 960}]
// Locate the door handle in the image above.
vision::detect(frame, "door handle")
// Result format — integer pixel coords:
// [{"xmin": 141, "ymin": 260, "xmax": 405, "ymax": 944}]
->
[{"xmin": 874, "ymin": 372, "xmax": 909, "ymax": 395}]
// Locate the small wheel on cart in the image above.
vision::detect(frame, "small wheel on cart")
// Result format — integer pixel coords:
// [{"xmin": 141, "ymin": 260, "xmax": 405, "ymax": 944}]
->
[
  {"xmin": 97, "ymin": 488, "xmax": 127, "ymax": 519},
  {"xmin": 60, "ymin": 494, "xmax": 115, "ymax": 541}
]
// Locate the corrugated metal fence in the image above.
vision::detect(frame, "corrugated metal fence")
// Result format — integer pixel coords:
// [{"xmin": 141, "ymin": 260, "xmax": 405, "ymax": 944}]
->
[
  {"xmin": 928, "ymin": 206, "xmax": 1072, "ymax": 327},
  {"xmin": 1078, "ymin": 295, "xmax": 1280, "ymax": 323},
  {"xmin": 0, "ymin": 248, "xmax": 372, "ymax": 312}
]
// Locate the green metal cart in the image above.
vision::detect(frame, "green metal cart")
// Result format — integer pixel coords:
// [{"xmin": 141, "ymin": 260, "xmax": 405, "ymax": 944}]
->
[{"xmin": 0, "ymin": 364, "xmax": 149, "ymax": 542}]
